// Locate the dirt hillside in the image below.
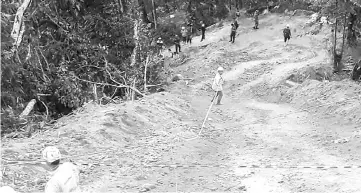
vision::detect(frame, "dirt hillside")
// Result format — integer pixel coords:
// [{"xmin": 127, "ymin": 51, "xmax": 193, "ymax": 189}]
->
[{"xmin": 2, "ymin": 12, "xmax": 361, "ymax": 193}]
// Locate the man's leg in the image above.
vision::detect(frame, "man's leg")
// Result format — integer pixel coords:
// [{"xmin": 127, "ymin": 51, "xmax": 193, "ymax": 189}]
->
[
  {"xmin": 230, "ymin": 34, "xmax": 233, "ymax": 42},
  {"xmin": 179, "ymin": 44, "xmax": 181, "ymax": 52},
  {"xmin": 216, "ymin": 91, "xmax": 223, "ymax": 105},
  {"xmin": 232, "ymin": 33, "xmax": 235, "ymax": 43},
  {"xmin": 175, "ymin": 45, "xmax": 178, "ymax": 54}
]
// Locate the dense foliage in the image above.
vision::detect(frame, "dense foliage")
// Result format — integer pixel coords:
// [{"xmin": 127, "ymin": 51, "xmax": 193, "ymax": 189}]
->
[{"xmin": 0, "ymin": 0, "xmax": 233, "ymax": 136}]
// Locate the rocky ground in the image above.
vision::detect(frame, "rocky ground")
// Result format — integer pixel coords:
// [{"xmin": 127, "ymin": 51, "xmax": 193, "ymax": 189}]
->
[{"xmin": 2, "ymin": 12, "xmax": 361, "ymax": 193}]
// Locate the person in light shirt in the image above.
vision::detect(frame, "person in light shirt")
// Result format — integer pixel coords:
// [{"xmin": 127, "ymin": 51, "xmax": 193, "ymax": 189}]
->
[
  {"xmin": 212, "ymin": 67, "xmax": 225, "ymax": 105},
  {"xmin": 42, "ymin": 146, "xmax": 80, "ymax": 193},
  {"xmin": 0, "ymin": 186, "xmax": 17, "ymax": 193}
]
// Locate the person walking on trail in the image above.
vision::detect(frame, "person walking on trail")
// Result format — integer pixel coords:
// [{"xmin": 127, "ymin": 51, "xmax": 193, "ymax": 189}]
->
[
  {"xmin": 283, "ymin": 24, "xmax": 291, "ymax": 46},
  {"xmin": 230, "ymin": 23, "xmax": 237, "ymax": 43},
  {"xmin": 212, "ymin": 67, "xmax": 225, "ymax": 105},
  {"xmin": 174, "ymin": 34, "xmax": 181, "ymax": 54},
  {"xmin": 200, "ymin": 21, "xmax": 206, "ymax": 42},
  {"xmin": 42, "ymin": 146, "xmax": 80, "ymax": 193},
  {"xmin": 186, "ymin": 31, "xmax": 193, "ymax": 44},
  {"xmin": 156, "ymin": 37, "xmax": 164, "ymax": 55},
  {"xmin": 181, "ymin": 26, "xmax": 188, "ymax": 44},
  {"xmin": 253, "ymin": 10, "xmax": 260, "ymax": 29}
]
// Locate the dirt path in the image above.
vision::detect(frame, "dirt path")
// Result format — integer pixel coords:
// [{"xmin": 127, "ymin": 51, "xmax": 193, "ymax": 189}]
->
[
  {"xmin": 2, "ymin": 13, "xmax": 361, "ymax": 193},
  {"xmin": 161, "ymin": 13, "xmax": 361, "ymax": 192}
]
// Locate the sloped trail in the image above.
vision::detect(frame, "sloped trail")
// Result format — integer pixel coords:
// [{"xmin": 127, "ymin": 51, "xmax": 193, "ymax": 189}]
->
[{"xmin": 158, "ymin": 14, "xmax": 361, "ymax": 192}]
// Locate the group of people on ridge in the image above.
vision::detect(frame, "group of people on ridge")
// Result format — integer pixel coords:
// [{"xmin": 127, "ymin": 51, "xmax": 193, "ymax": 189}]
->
[
  {"xmin": 156, "ymin": 20, "xmax": 207, "ymax": 57},
  {"xmin": 229, "ymin": 9, "xmax": 291, "ymax": 46}
]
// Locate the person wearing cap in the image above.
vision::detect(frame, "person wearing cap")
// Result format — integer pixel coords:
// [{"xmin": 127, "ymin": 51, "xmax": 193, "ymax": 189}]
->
[
  {"xmin": 212, "ymin": 67, "xmax": 225, "ymax": 105},
  {"xmin": 174, "ymin": 34, "xmax": 181, "ymax": 54},
  {"xmin": 156, "ymin": 37, "xmax": 164, "ymax": 55},
  {"xmin": 0, "ymin": 186, "xmax": 17, "ymax": 193},
  {"xmin": 253, "ymin": 10, "xmax": 259, "ymax": 29},
  {"xmin": 181, "ymin": 26, "xmax": 188, "ymax": 44},
  {"xmin": 42, "ymin": 146, "xmax": 80, "ymax": 193},
  {"xmin": 230, "ymin": 23, "xmax": 237, "ymax": 43},
  {"xmin": 283, "ymin": 24, "xmax": 291, "ymax": 46},
  {"xmin": 199, "ymin": 21, "xmax": 206, "ymax": 42}
]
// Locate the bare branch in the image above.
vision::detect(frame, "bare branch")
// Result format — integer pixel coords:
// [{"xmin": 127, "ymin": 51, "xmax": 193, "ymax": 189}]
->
[{"xmin": 74, "ymin": 76, "xmax": 145, "ymax": 97}]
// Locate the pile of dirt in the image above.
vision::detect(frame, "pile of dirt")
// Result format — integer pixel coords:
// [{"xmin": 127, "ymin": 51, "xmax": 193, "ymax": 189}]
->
[
  {"xmin": 287, "ymin": 65, "xmax": 333, "ymax": 83},
  {"xmin": 282, "ymin": 79, "xmax": 361, "ymax": 124},
  {"xmin": 1, "ymin": 92, "xmax": 194, "ymax": 192}
]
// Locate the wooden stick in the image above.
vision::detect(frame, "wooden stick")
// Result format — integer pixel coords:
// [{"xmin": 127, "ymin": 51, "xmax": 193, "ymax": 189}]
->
[{"xmin": 198, "ymin": 92, "xmax": 218, "ymax": 136}]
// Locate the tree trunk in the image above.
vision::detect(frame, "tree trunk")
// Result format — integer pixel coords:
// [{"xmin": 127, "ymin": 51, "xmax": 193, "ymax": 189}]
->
[
  {"xmin": 333, "ymin": 0, "xmax": 339, "ymax": 72},
  {"xmin": 118, "ymin": 0, "xmax": 124, "ymax": 14},
  {"xmin": 131, "ymin": 19, "xmax": 140, "ymax": 67},
  {"xmin": 144, "ymin": 55, "xmax": 150, "ymax": 92},
  {"xmin": 152, "ymin": 0, "xmax": 157, "ymax": 29},
  {"xmin": 341, "ymin": 12, "xmax": 347, "ymax": 57},
  {"xmin": 11, "ymin": 0, "xmax": 31, "ymax": 50},
  {"xmin": 138, "ymin": 0, "xmax": 150, "ymax": 23}
]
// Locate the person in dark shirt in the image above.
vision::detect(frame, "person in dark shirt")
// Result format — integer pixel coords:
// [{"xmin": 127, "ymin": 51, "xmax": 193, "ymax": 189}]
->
[
  {"xmin": 230, "ymin": 24, "xmax": 237, "ymax": 43},
  {"xmin": 233, "ymin": 18, "xmax": 239, "ymax": 29},
  {"xmin": 253, "ymin": 10, "xmax": 259, "ymax": 29},
  {"xmin": 283, "ymin": 24, "xmax": 291, "ymax": 46},
  {"xmin": 200, "ymin": 21, "xmax": 206, "ymax": 42},
  {"xmin": 174, "ymin": 35, "xmax": 181, "ymax": 54}
]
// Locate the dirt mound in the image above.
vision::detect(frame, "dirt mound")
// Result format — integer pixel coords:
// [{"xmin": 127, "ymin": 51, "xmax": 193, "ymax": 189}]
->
[
  {"xmin": 1, "ymin": 92, "xmax": 193, "ymax": 192},
  {"xmin": 283, "ymin": 79, "xmax": 361, "ymax": 124}
]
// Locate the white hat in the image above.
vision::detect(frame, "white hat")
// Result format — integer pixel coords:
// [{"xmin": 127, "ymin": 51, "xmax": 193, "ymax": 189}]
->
[
  {"xmin": 182, "ymin": 26, "xmax": 185, "ymax": 29},
  {"xmin": 42, "ymin": 146, "xmax": 61, "ymax": 163},
  {"xmin": 286, "ymin": 24, "xmax": 289, "ymax": 27},
  {"xmin": 0, "ymin": 186, "xmax": 17, "ymax": 193},
  {"xmin": 217, "ymin": 66, "xmax": 224, "ymax": 71}
]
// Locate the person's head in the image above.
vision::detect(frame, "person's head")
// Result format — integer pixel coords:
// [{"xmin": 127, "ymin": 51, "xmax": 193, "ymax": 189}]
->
[
  {"xmin": 0, "ymin": 186, "xmax": 17, "ymax": 193},
  {"xmin": 158, "ymin": 37, "xmax": 162, "ymax": 40},
  {"xmin": 182, "ymin": 26, "xmax": 185, "ymax": 29},
  {"xmin": 231, "ymin": 23, "xmax": 234, "ymax": 26},
  {"xmin": 42, "ymin": 146, "xmax": 61, "ymax": 170},
  {"xmin": 286, "ymin": 24, "xmax": 289, "ymax": 28},
  {"xmin": 175, "ymin": 34, "xmax": 178, "ymax": 37},
  {"xmin": 217, "ymin": 66, "xmax": 224, "ymax": 75}
]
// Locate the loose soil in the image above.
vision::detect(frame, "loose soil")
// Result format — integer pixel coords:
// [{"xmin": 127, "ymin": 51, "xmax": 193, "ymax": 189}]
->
[{"xmin": 2, "ymin": 13, "xmax": 361, "ymax": 193}]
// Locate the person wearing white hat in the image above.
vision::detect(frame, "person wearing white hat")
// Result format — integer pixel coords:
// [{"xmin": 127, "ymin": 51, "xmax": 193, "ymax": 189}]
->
[
  {"xmin": 42, "ymin": 146, "xmax": 80, "ymax": 193},
  {"xmin": 181, "ymin": 26, "xmax": 188, "ymax": 44},
  {"xmin": 283, "ymin": 24, "xmax": 291, "ymax": 46},
  {"xmin": 212, "ymin": 66, "xmax": 225, "ymax": 105},
  {"xmin": 0, "ymin": 186, "xmax": 17, "ymax": 193},
  {"xmin": 156, "ymin": 37, "xmax": 164, "ymax": 55}
]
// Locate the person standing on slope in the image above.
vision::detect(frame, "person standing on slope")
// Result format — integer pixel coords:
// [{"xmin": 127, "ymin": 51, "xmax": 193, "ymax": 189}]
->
[
  {"xmin": 156, "ymin": 37, "xmax": 164, "ymax": 55},
  {"xmin": 181, "ymin": 26, "xmax": 188, "ymax": 44},
  {"xmin": 42, "ymin": 146, "xmax": 81, "ymax": 193},
  {"xmin": 230, "ymin": 23, "xmax": 237, "ymax": 43},
  {"xmin": 233, "ymin": 18, "xmax": 239, "ymax": 29},
  {"xmin": 200, "ymin": 21, "xmax": 206, "ymax": 42},
  {"xmin": 283, "ymin": 24, "xmax": 291, "ymax": 46},
  {"xmin": 253, "ymin": 10, "xmax": 260, "ymax": 29},
  {"xmin": 174, "ymin": 34, "xmax": 181, "ymax": 54},
  {"xmin": 212, "ymin": 67, "xmax": 225, "ymax": 105}
]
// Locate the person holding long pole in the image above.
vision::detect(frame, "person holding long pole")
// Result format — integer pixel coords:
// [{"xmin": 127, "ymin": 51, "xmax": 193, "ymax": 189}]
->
[{"xmin": 212, "ymin": 67, "xmax": 225, "ymax": 105}]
